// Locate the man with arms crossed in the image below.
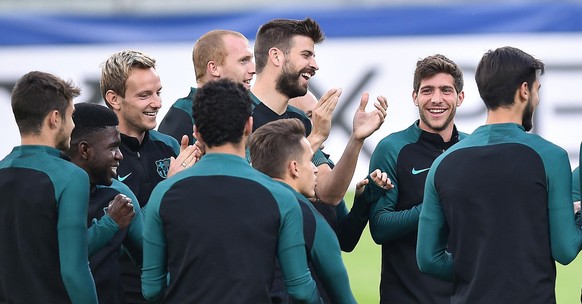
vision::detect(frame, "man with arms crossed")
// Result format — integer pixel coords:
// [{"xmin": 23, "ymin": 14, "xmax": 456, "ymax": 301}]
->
[
  {"xmin": 417, "ymin": 46, "xmax": 582, "ymax": 303},
  {"xmin": 142, "ymin": 79, "xmax": 321, "ymax": 303},
  {"xmin": 0, "ymin": 71, "xmax": 97, "ymax": 303},
  {"xmin": 368, "ymin": 54, "xmax": 465, "ymax": 303},
  {"xmin": 65, "ymin": 102, "xmax": 143, "ymax": 304}
]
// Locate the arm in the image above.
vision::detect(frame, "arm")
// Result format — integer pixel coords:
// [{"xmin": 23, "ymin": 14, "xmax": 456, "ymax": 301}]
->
[
  {"xmin": 141, "ymin": 191, "xmax": 167, "ymax": 301},
  {"xmin": 277, "ymin": 194, "xmax": 322, "ymax": 304},
  {"xmin": 572, "ymin": 166, "xmax": 580, "ymax": 202},
  {"xmin": 57, "ymin": 170, "xmax": 98, "ymax": 303},
  {"xmin": 547, "ymin": 152, "xmax": 582, "ymax": 264},
  {"xmin": 87, "ymin": 194, "xmax": 135, "ymax": 257},
  {"xmin": 314, "ymin": 93, "xmax": 388, "ymax": 205},
  {"xmin": 368, "ymin": 140, "xmax": 422, "ymax": 244},
  {"xmin": 309, "ymin": 209, "xmax": 356, "ymax": 304},
  {"xmin": 122, "ymin": 188, "xmax": 144, "ymax": 268},
  {"xmin": 416, "ymin": 169, "xmax": 453, "ymax": 280},
  {"xmin": 337, "ymin": 170, "xmax": 392, "ymax": 252}
]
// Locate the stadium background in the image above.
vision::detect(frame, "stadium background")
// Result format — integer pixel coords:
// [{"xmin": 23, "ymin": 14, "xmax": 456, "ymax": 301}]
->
[{"xmin": 1, "ymin": 1, "xmax": 581, "ymax": 302}]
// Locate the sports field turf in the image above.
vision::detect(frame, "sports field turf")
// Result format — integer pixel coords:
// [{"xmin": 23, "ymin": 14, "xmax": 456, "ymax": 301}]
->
[{"xmin": 341, "ymin": 192, "xmax": 582, "ymax": 303}]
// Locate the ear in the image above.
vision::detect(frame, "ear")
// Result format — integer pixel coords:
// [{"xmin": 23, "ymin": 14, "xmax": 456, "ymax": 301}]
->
[
  {"xmin": 193, "ymin": 125, "xmax": 205, "ymax": 146},
  {"xmin": 412, "ymin": 91, "xmax": 419, "ymax": 106},
  {"xmin": 518, "ymin": 81, "xmax": 529, "ymax": 103},
  {"xmin": 207, "ymin": 61, "xmax": 220, "ymax": 78},
  {"xmin": 268, "ymin": 48, "xmax": 282, "ymax": 67},
  {"xmin": 289, "ymin": 160, "xmax": 300, "ymax": 179},
  {"xmin": 106, "ymin": 90, "xmax": 122, "ymax": 110},
  {"xmin": 78, "ymin": 141, "xmax": 91, "ymax": 160},
  {"xmin": 456, "ymin": 91, "xmax": 465, "ymax": 107},
  {"xmin": 46, "ymin": 110, "xmax": 61, "ymax": 130},
  {"xmin": 243, "ymin": 116, "xmax": 253, "ymax": 137}
]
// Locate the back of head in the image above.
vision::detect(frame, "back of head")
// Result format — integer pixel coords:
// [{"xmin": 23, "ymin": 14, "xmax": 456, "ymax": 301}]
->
[
  {"xmin": 193, "ymin": 30, "xmax": 247, "ymax": 82},
  {"xmin": 70, "ymin": 102, "xmax": 119, "ymax": 149},
  {"xmin": 475, "ymin": 46, "xmax": 545, "ymax": 110},
  {"xmin": 193, "ymin": 79, "xmax": 251, "ymax": 147},
  {"xmin": 11, "ymin": 71, "xmax": 80, "ymax": 136},
  {"xmin": 413, "ymin": 54, "xmax": 464, "ymax": 94},
  {"xmin": 100, "ymin": 50, "xmax": 156, "ymax": 107},
  {"xmin": 254, "ymin": 17, "xmax": 325, "ymax": 74},
  {"xmin": 249, "ymin": 118, "xmax": 306, "ymax": 179}
]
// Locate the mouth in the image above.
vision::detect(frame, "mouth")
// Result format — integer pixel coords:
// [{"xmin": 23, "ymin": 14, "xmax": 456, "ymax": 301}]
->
[
  {"xmin": 111, "ymin": 164, "xmax": 118, "ymax": 176},
  {"xmin": 427, "ymin": 108, "xmax": 447, "ymax": 116},
  {"xmin": 300, "ymin": 70, "xmax": 315, "ymax": 81},
  {"xmin": 143, "ymin": 110, "xmax": 158, "ymax": 117}
]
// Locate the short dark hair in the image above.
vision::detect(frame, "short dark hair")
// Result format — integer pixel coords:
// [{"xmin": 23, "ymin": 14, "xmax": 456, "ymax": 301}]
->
[
  {"xmin": 413, "ymin": 54, "xmax": 464, "ymax": 94},
  {"xmin": 193, "ymin": 79, "xmax": 251, "ymax": 147},
  {"xmin": 249, "ymin": 118, "xmax": 306, "ymax": 179},
  {"xmin": 70, "ymin": 102, "xmax": 119, "ymax": 144},
  {"xmin": 11, "ymin": 71, "xmax": 80, "ymax": 135},
  {"xmin": 254, "ymin": 17, "xmax": 324, "ymax": 74},
  {"xmin": 475, "ymin": 46, "xmax": 545, "ymax": 110}
]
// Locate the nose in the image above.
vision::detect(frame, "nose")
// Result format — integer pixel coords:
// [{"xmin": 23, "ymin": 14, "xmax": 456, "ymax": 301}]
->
[
  {"xmin": 249, "ymin": 61, "xmax": 256, "ymax": 75},
  {"xmin": 151, "ymin": 94, "xmax": 162, "ymax": 109},
  {"xmin": 310, "ymin": 57, "xmax": 319, "ymax": 71},
  {"xmin": 431, "ymin": 91, "xmax": 443, "ymax": 104},
  {"xmin": 312, "ymin": 162, "xmax": 318, "ymax": 174},
  {"xmin": 115, "ymin": 148, "xmax": 123, "ymax": 161}
]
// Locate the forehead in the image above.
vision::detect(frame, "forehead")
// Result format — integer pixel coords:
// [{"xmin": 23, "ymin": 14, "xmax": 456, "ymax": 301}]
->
[
  {"xmin": 223, "ymin": 34, "xmax": 250, "ymax": 53},
  {"xmin": 125, "ymin": 67, "xmax": 161, "ymax": 89},
  {"xmin": 289, "ymin": 35, "xmax": 315, "ymax": 53},
  {"xmin": 419, "ymin": 72, "xmax": 456, "ymax": 88},
  {"xmin": 91, "ymin": 126, "xmax": 120, "ymax": 144}
]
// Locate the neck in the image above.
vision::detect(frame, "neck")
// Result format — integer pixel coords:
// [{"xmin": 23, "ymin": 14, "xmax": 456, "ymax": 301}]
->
[
  {"xmin": 251, "ymin": 74, "xmax": 289, "ymax": 115},
  {"xmin": 206, "ymin": 142, "xmax": 246, "ymax": 158},
  {"xmin": 485, "ymin": 106, "xmax": 522, "ymax": 126},
  {"xmin": 20, "ymin": 133, "xmax": 57, "ymax": 148},
  {"xmin": 418, "ymin": 121, "xmax": 455, "ymax": 143},
  {"xmin": 118, "ymin": 122, "xmax": 146, "ymax": 143}
]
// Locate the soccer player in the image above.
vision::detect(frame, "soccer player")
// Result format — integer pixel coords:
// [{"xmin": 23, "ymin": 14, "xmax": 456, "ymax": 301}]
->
[
  {"xmin": 158, "ymin": 30, "xmax": 256, "ymax": 145},
  {"xmin": 0, "ymin": 71, "xmax": 97, "ymax": 303},
  {"xmin": 100, "ymin": 49, "xmax": 199, "ymax": 303},
  {"xmin": 65, "ymin": 102, "xmax": 143, "ymax": 304},
  {"xmin": 368, "ymin": 54, "xmax": 465, "ymax": 303},
  {"xmin": 142, "ymin": 79, "xmax": 321, "ymax": 303},
  {"xmin": 251, "ymin": 17, "xmax": 387, "ymax": 209},
  {"xmin": 417, "ymin": 46, "xmax": 582, "ymax": 303},
  {"xmin": 250, "ymin": 118, "xmax": 390, "ymax": 303}
]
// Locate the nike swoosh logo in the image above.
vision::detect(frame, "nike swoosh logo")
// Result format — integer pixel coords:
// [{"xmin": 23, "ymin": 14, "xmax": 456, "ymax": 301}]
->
[
  {"xmin": 118, "ymin": 173, "xmax": 132, "ymax": 182},
  {"xmin": 411, "ymin": 167, "xmax": 430, "ymax": 175}
]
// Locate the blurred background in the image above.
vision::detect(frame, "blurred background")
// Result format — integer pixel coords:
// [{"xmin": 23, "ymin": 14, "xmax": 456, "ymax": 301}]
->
[{"xmin": 1, "ymin": 1, "xmax": 582, "ymax": 302}]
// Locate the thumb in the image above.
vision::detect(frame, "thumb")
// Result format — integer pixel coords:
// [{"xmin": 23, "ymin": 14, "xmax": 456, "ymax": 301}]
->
[{"xmin": 358, "ymin": 92, "xmax": 369, "ymax": 111}]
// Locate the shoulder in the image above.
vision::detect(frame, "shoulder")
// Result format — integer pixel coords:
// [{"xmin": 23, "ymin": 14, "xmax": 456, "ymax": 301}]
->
[
  {"xmin": 171, "ymin": 88, "xmax": 197, "ymax": 112},
  {"xmin": 148, "ymin": 130, "xmax": 180, "ymax": 151},
  {"xmin": 375, "ymin": 123, "xmax": 420, "ymax": 153}
]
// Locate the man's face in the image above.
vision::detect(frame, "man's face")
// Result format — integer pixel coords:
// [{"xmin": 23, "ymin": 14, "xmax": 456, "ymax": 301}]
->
[
  {"xmin": 119, "ymin": 67, "xmax": 162, "ymax": 137},
  {"xmin": 219, "ymin": 35, "xmax": 255, "ymax": 90},
  {"xmin": 413, "ymin": 72, "xmax": 463, "ymax": 134},
  {"xmin": 275, "ymin": 35, "xmax": 319, "ymax": 99},
  {"xmin": 55, "ymin": 100, "xmax": 75, "ymax": 151},
  {"xmin": 296, "ymin": 138, "xmax": 318, "ymax": 198},
  {"xmin": 87, "ymin": 126, "xmax": 123, "ymax": 186},
  {"xmin": 522, "ymin": 78, "xmax": 541, "ymax": 132}
]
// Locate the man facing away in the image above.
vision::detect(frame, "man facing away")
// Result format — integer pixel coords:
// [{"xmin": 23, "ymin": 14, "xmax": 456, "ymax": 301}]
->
[
  {"xmin": 0, "ymin": 71, "xmax": 97, "ymax": 303},
  {"xmin": 250, "ymin": 118, "xmax": 391, "ymax": 303},
  {"xmin": 65, "ymin": 102, "xmax": 143, "ymax": 304},
  {"xmin": 368, "ymin": 54, "xmax": 465, "ymax": 303},
  {"xmin": 158, "ymin": 29, "xmax": 256, "ymax": 144},
  {"xmin": 142, "ymin": 79, "xmax": 321, "ymax": 303},
  {"xmin": 417, "ymin": 46, "xmax": 582, "ymax": 303}
]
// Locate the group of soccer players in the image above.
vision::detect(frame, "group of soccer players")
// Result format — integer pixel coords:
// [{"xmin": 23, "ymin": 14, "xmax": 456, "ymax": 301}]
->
[{"xmin": 1, "ymin": 16, "xmax": 582, "ymax": 304}]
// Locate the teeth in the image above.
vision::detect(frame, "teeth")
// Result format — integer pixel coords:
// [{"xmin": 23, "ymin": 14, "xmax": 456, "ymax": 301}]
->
[
  {"xmin": 301, "ymin": 73, "xmax": 311, "ymax": 80},
  {"xmin": 144, "ymin": 112, "xmax": 157, "ymax": 116},
  {"xmin": 429, "ymin": 109, "xmax": 445, "ymax": 114}
]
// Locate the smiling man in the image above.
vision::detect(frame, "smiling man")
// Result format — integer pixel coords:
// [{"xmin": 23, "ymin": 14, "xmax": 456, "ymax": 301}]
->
[
  {"xmin": 367, "ymin": 54, "xmax": 466, "ymax": 303},
  {"xmin": 100, "ymin": 49, "xmax": 198, "ymax": 304},
  {"xmin": 158, "ymin": 30, "xmax": 256, "ymax": 145}
]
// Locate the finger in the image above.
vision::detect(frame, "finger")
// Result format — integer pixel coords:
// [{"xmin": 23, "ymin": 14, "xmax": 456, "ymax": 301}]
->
[
  {"xmin": 377, "ymin": 95, "xmax": 388, "ymax": 110},
  {"xmin": 374, "ymin": 101, "xmax": 388, "ymax": 118},
  {"xmin": 356, "ymin": 178, "xmax": 369, "ymax": 189},
  {"xmin": 318, "ymin": 88, "xmax": 338, "ymax": 105},
  {"xmin": 180, "ymin": 135, "xmax": 189, "ymax": 152},
  {"xmin": 358, "ymin": 92, "xmax": 369, "ymax": 111}
]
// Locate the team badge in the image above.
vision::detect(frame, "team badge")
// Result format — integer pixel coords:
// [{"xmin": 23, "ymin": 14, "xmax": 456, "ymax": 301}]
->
[{"xmin": 155, "ymin": 158, "xmax": 171, "ymax": 178}]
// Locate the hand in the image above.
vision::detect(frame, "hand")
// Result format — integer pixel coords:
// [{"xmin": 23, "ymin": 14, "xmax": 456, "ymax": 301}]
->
[
  {"xmin": 355, "ymin": 169, "xmax": 393, "ymax": 197},
  {"xmin": 352, "ymin": 93, "xmax": 388, "ymax": 141},
  {"xmin": 194, "ymin": 139, "xmax": 206, "ymax": 158},
  {"xmin": 574, "ymin": 201, "xmax": 581, "ymax": 214},
  {"xmin": 309, "ymin": 88, "xmax": 341, "ymax": 145},
  {"xmin": 168, "ymin": 135, "xmax": 200, "ymax": 177},
  {"xmin": 107, "ymin": 194, "xmax": 135, "ymax": 230}
]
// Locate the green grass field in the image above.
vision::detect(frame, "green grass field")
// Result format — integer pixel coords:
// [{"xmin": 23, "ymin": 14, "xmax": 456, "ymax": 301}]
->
[{"xmin": 341, "ymin": 193, "xmax": 582, "ymax": 303}]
